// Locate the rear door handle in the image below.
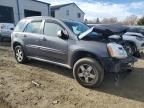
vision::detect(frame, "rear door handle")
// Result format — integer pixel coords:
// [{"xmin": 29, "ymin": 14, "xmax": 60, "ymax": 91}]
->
[
  {"xmin": 43, "ymin": 37, "xmax": 47, "ymax": 41},
  {"xmin": 23, "ymin": 35, "xmax": 27, "ymax": 37}
]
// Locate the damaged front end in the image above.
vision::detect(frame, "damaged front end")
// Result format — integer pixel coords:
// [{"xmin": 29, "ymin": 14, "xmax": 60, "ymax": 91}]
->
[
  {"xmin": 79, "ymin": 27, "xmax": 138, "ymax": 81},
  {"xmin": 102, "ymin": 56, "xmax": 137, "ymax": 73}
]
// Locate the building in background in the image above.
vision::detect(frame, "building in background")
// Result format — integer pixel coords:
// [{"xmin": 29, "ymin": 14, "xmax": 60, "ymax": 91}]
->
[
  {"xmin": 0, "ymin": 1, "xmax": 85, "ymax": 24},
  {"xmin": 0, "ymin": 0, "xmax": 50, "ymax": 24},
  {"xmin": 51, "ymin": 3, "xmax": 85, "ymax": 22}
]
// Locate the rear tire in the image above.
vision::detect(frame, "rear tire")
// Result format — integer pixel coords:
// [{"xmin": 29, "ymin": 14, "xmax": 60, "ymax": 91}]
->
[
  {"xmin": 73, "ymin": 57, "xmax": 104, "ymax": 88},
  {"xmin": 14, "ymin": 45, "xmax": 28, "ymax": 64}
]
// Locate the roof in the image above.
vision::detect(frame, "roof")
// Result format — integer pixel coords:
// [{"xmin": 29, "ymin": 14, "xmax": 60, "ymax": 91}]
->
[
  {"xmin": 31, "ymin": 0, "xmax": 51, "ymax": 5},
  {"xmin": 23, "ymin": 16, "xmax": 83, "ymax": 23},
  {"xmin": 24, "ymin": 16, "xmax": 53, "ymax": 20},
  {"xmin": 51, "ymin": 3, "xmax": 85, "ymax": 14}
]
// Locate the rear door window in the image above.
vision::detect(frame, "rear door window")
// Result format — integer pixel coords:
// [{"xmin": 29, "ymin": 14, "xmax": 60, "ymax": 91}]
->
[{"xmin": 24, "ymin": 21, "xmax": 41, "ymax": 34}]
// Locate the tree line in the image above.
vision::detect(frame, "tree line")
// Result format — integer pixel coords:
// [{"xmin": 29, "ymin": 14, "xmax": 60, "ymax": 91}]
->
[{"xmin": 85, "ymin": 15, "xmax": 144, "ymax": 25}]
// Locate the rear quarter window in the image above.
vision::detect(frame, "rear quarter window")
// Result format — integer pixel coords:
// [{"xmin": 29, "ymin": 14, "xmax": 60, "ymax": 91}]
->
[
  {"xmin": 24, "ymin": 22, "xmax": 41, "ymax": 34},
  {"xmin": 14, "ymin": 20, "xmax": 26, "ymax": 32}
]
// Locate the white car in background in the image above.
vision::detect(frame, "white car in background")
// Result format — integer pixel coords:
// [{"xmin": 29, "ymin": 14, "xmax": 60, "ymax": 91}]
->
[
  {"xmin": 124, "ymin": 26, "xmax": 144, "ymax": 56},
  {"xmin": 123, "ymin": 32, "xmax": 144, "ymax": 51},
  {"xmin": 0, "ymin": 23, "xmax": 14, "ymax": 41}
]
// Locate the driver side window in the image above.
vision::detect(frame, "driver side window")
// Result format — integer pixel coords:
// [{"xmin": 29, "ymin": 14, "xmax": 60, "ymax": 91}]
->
[{"xmin": 44, "ymin": 22, "xmax": 64, "ymax": 36}]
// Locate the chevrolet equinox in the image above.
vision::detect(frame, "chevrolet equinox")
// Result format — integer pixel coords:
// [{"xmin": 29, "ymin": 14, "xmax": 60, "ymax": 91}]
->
[{"xmin": 11, "ymin": 17, "xmax": 137, "ymax": 88}]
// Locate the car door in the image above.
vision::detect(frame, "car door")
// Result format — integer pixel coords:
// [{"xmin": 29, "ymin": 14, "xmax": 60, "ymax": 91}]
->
[
  {"xmin": 39, "ymin": 20, "xmax": 68, "ymax": 64},
  {"xmin": 23, "ymin": 20, "xmax": 42, "ymax": 57}
]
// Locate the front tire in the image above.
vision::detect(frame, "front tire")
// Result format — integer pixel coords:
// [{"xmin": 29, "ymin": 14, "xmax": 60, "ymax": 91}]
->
[
  {"xmin": 14, "ymin": 45, "xmax": 28, "ymax": 64},
  {"xmin": 73, "ymin": 58, "xmax": 104, "ymax": 88}
]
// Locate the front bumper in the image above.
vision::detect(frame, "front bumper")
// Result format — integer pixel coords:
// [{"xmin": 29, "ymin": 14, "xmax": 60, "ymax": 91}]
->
[{"xmin": 102, "ymin": 56, "xmax": 137, "ymax": 73}]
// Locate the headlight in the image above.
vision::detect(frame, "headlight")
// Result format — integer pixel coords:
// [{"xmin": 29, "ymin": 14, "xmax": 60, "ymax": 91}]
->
[{"xmin": 107, "ymin": 43, "xmax": 127, "ymax": 59}]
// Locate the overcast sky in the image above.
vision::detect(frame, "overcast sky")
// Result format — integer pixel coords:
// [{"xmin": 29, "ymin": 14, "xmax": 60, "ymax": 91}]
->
[{"xmin": 40, "ymin": 0, "xmax": 144, "ymax": 20}]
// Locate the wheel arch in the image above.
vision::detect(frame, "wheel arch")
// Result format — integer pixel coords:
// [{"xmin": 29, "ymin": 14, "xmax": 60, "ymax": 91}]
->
[
  {"xmin": 69, "ymin": 50, "xmax": 103, "ymax": 68},
  {"xmin": 13, "ymin": 42, "xmax": 22, "ymax": 50},
  {"xmin": 12, "ymin": 40, "xmax": 24, "ymax": 50}
]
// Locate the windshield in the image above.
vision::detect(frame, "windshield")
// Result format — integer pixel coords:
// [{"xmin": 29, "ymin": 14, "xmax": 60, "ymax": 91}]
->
[{"xmin": 63, "ymin": 21, "xmax": 90, "ymax": 36}]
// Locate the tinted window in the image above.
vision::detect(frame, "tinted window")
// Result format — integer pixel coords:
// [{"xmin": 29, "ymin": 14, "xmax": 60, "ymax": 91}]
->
[
  {"xmin": 0, "ymin": 6, "xmax": 14, "ymax": 23},
  {"xmin": 25, "ymin": 22, "xmax": 41, "ymax": 33},
  {"xmin": 44, "ymin": 22, "xmax": 64, "ymax": 36},
  {"xmin": 51, "ymin": 10, "xmax": 55, "ymax": 17},
  {"xmin": 14, "ymin": 20, "xmax": 25, "ymax": 32},
  {"xmin": 77, "ymin": 13, "xmax": 81, "ymax": 18},
  {"xmin": 66, "ymin": 10, "xmax": 69, "ymax": 16}
]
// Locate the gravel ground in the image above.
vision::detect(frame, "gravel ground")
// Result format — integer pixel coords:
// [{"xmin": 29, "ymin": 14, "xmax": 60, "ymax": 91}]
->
[{"xmin": 0, "ymin": 42, "xmax": 144, "ymax": 108}]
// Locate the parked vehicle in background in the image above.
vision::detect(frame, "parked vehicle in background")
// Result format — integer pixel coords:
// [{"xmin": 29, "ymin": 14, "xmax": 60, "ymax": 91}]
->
[
  {"xmin": 88, "ymin": 24, "xmax": 144, "ymax": 57},
  {"xmin": 11, "ymin": 17, "xmax": 137, "ymax": 88},
  {"xmin": 123, "ymin": 26, "xmax": 144, "ymax": 57},
  {"xmin": 0, "ymin": 23, "xmax": 14, "ymax": 41},
  {"xmin": 127, "ymin": 26, "xmax": 144, "ymax": 36}
]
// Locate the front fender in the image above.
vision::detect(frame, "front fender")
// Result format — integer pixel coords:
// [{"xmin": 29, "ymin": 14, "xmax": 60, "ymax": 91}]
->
[{"xmin": 67, "ymin": 40, "xmax": 109, "ymax": 67}]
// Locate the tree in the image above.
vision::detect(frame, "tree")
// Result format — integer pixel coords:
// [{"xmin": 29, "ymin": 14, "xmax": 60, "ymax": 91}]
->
[
  {"xmin": 84, "ymin": 18, "xmax": 101, "ymax": 24},
  {"xmin": 123, "ymin": 15, "xmax": 137, "ymax": 25},
  {"xmin": 96, "ymin": 18, "xmax": 100, "ymax": 24},
  {"xmin": 101, "ymin": 17, "xmax": 118, "ymax": 24},
  {"xmin": 137, "ymin": 17, "xmax": 144, "ymax": 25},
  {"xmin": 84, "ymin": 19, "xmax": 88, "ymax": 24}
]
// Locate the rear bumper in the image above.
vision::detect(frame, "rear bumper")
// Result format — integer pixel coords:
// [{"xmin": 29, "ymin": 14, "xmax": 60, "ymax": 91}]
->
[{"xmin": 102, "ymin": 56, "xmax": 137, "ymax": 73}]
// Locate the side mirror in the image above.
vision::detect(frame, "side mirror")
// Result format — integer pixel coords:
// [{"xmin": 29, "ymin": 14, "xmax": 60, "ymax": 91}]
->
[
  {"xmin": 57, "ymin": 30, "xmax": 68, "ymax": 39},
  {"xmin": 57, "ymin": 30, "xmax": 63, "ymax": 37}
]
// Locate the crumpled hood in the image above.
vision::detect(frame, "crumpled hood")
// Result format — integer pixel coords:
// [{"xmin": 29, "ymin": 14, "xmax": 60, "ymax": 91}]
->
[{"xmin": 78, "ymin": 27, "xmax": 113, "ymax": 40}]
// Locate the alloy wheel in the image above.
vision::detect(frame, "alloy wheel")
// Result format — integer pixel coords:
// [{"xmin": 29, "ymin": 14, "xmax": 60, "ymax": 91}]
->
[
  {"xmin": 77, "ymin": 64, "xmax": 98, "ymax": 84},
  {"xmin": 15, "ymin": 48, "xmax": 23, "ymax": 62}
]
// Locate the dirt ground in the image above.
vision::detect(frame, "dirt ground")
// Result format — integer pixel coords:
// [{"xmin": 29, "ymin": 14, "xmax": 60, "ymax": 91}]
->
[{"xmin": 0, "ymin": 42, "xmax": 144, "ymax": 108}]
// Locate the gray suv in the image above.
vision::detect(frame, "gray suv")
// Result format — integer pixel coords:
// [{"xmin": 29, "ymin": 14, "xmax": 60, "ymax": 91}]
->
[{"xmin": 11, "ymin": 17, "xmax": 136, "ymax": 88}]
